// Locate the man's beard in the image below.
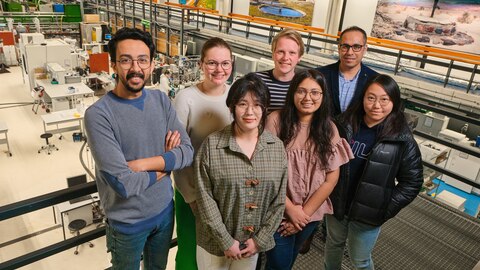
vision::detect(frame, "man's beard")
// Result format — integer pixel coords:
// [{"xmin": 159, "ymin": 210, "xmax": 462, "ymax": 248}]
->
[{"xmin": 122, "ymin": 72, "xmax": 146, "ymax": 93}]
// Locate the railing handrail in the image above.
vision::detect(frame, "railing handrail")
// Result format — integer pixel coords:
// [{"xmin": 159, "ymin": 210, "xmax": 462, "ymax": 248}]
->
[
  {"xmin": 0, "ymin": 182, "xmax": 97, "ymax": 222},
  {"xmin": 0, "ymin": 182, "xmax": 178, "ymax": 269}
]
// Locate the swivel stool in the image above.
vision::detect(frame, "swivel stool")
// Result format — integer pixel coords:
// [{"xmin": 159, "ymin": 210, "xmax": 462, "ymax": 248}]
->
[
  {"xmin": 68, "ymin": 219, "xmax": 94, "ymax": 255},
  {"xmin": 38, "ymin": 133, "xmax": 58, "ymax": 154}
]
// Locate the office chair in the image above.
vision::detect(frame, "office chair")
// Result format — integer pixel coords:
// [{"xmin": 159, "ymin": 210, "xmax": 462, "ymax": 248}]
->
[
  {"xmin": 38, "ymin": 133, "xmax": 58, "ymax": 154},
  {"xmin": 68, "ymin": 219, "xmax": 94, "ymax": 255}
]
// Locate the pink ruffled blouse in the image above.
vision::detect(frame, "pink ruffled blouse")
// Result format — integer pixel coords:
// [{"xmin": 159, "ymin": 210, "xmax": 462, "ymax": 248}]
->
[{"xmin": 266, "ymin": 111, "xmax": 354, "ymax": 221}]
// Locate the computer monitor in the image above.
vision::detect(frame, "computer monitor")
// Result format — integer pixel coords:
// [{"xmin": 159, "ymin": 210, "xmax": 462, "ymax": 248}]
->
[
  {"xmin": 67, "ymin": 174, "xmax": 87, "ymax": 187},
  {"xmin": 67, "ymin": 174, "xmax": 92, "ymax": 204}
]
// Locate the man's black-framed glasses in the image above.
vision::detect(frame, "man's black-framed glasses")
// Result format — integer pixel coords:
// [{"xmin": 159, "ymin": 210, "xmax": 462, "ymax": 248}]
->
[
  {"xmin": 117, "ymin": 57, "xmax": 152, "ymax": 70},
  {"xmin": 339, "ymin": 44, "xmax": 364, "ymax": 52}
]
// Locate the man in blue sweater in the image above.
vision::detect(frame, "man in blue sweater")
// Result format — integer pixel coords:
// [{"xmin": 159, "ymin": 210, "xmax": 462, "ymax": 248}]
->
[
  {"xmin": 85, "ymin": 28, "xmax": 193, "ymax": 269},
  {"xmin": 317, "ymin": 26, "xmax": 378, "ymax": 116}
]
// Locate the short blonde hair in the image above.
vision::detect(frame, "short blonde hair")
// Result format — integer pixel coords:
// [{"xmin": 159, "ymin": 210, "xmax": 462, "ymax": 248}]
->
[{"xmin": 271, "ymin": 29, "xmax": 305, "ymax": 57}]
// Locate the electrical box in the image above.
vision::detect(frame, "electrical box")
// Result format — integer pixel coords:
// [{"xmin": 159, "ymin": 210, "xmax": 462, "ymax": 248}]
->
[
  {"xmin": 435, "ymin": 190, "xmax": 466, "ymax": 211},
  {"xmin": 234, "ymin": 54, "xmax": 258, "ymax": 78},
  {"xmin": 92, "ymin": 27, "xmax": 102, "ymax": 43},
  {"xmin": 186, "ymin": 40, "xmax": 196, "ymax": 55},
  {"xmin": 39, "ymin": 3, "xmax": 53, "ymax": 12},
  {"xmin": 52, "ymin": 98, "xmax": 70, "ymax": 111},
  {"xmin": 46, "ymin": 63, "xmax": 66, "ymax": 84}
]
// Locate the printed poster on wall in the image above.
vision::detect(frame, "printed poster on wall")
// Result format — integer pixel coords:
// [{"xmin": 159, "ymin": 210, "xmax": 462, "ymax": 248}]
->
[
  {"xmin": 179, "ymin": 0, "xmax": 216, "ymax": 10},
  {"xmin": 249, "ymin": 0, "xmax": 315, "ymax": 26},
  {"xmin": 371, "ymin": 0, "xmax": 480, "ymax": 55}
]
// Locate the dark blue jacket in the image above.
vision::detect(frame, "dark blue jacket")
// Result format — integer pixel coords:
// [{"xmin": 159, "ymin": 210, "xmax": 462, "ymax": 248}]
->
[{"xmin": 317, "ymin": 61, "xmax": 378, "ymax": 116}]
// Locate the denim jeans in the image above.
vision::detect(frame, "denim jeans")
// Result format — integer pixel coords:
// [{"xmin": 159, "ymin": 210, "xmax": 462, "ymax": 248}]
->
[
  {"xmin": 106, "ymin": 206, "xmax": 174, "ymax": 270},
  {"xmin": 324, "ymin": 214, "xmax": 381, "ymax": 270},
  {"xmin": 265, "ymin": 221, "xmax": 319, "ymax": 270}
]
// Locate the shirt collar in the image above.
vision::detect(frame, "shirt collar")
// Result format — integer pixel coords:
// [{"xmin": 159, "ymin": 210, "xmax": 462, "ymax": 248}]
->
[
  {"xmin": 108, "ymin": 89, "xmax": 147, "ymax": 111},
  {"xmin": 339, "ymin": 69, "xmax": 361, "ymax": 82},
  {"xmin": 216, "ymin": 124, "xmax": 278, "ymax": 153}
]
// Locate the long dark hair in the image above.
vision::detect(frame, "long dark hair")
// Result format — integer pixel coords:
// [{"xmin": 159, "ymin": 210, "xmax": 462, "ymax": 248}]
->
[
  {"xmin": 342, "ymin": 74, "xmax": 407, "ymax": 138},
  {"xmin": 226, "ymin": 73, "xmax": 270, "ymax": 135},
  {"xmin": 279, "ymin": 69, "xmax": 333, "ymax": 167}
]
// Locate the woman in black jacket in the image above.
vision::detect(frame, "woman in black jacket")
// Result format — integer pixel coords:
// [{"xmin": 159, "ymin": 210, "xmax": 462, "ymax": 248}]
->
[{"xmin": 324, "ymin": 74, "xmax": 423, "ymax": 270}]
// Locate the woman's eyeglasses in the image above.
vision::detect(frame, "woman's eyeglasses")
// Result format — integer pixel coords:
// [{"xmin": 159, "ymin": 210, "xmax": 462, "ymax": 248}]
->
[
  {"xmin": 295, "ymin": 88, "xmax": 323, "ymax": 101},
  {"xmin": 236, "ymin": 101, "xmax": 264, "ymax": 113},
  {"xmin": 365, "ymin": 96, "xmax": 391, "ymax": 106},
  {"xmin": 204, "ymin": 60, "xmax": 233, "ymax": 70}
]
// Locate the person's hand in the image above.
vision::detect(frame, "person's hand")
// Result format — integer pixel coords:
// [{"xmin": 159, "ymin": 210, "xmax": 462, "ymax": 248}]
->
[
  {"xmin": 240, "ymin": 238, "xmax": 259, "ymax": 258},
  {"xmin": 278, "ymin": 221, "xmax": 300, "ymax": 237},
  {"xmin": 224, "ymin": 240, "xmax": 242, "ymax": 260},
  {"xmin": 127, "ymin": 160, "xmax": 143, "ymax": 172},
  {"xmin": 156, "ymin": 171, "xmax": 167, "ymax": 181},
  {"xmin": 285, "ymin": 205, "xmax": 310, "ymax": 230},
  {"xmin": 165, "ymin": 130, "xmax": 180, "ymax": 151}
]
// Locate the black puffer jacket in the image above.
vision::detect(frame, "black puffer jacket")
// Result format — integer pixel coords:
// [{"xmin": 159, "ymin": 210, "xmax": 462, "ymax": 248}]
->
[{"xmin": 331, "ymin": 120, "xmax": 423, "ymax": 226}]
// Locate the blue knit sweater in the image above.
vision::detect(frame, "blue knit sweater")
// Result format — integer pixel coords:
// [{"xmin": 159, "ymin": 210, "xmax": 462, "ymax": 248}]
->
[{"xmin": 85, "ymin": 89, "xmax": 193, "ymax": 234}]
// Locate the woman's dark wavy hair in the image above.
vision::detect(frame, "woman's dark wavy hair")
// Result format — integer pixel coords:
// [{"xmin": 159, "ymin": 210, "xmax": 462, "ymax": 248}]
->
[
  {"xmin": 279, "ymin": 69, "xmax": 333, "ymax": 168},
  {"xmin": 342, "ymin": 74, "xmax": 407, "ymax": 138},
  {"xmin": 226, "ymin": 73, "xmax": 270, "ymax": 135},
  {"xmin": 108, "ymin": 27, "xmax": 156, "ymax": 62}
]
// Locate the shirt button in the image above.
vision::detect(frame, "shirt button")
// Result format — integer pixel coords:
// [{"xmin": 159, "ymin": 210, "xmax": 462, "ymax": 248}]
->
[
  {"xmin": 249, "ymin": 191, "xmax": 254, "ymax": 195},
  {"xmin": 247, "ymin": 214, "xmax": 252, "ymax": 219}
]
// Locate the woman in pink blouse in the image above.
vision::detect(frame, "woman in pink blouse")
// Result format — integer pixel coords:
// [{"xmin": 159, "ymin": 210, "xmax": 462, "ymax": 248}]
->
[{"xmin": 265, "ymin": 69, "xmax": 353, "ymax": 270}]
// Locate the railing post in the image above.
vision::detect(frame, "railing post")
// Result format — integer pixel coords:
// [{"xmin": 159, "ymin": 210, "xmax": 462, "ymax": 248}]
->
[
  {"xmin": 132, "ymin": 0, "xmax": 135, "ymax": 28},
  {"xmin": 466, "ymin": 64, "xmax": 477, "ymax": 94},
  {"xmin": 180, "ymin": 8, "xmax": 185, "ymax": 56},
  {"xmin": 394, "ymin": 50, "xmax": 403, "ymax": 75},
  {"xmin": 443, "ymin": 60, "xmax": 454, "ymax": 87},
  {"xmin": 306, "ymin": 33, "xmax": 312, "ymax": 54},
  {"xmin": 122, "ymin": 0, "xmax": 125, "ymax": 27}
]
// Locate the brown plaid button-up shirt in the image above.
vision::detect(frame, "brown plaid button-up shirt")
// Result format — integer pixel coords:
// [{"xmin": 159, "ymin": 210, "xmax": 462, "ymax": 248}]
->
[{"xmin": 194, "ymin": 124, "xmax": 287, "ymax": 256}]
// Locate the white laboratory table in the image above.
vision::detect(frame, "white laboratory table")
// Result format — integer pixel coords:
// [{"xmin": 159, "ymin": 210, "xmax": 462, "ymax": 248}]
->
[
  {"xmin": 40, "ymin": 109, "xmax": 84, "ymax": 137},
  {"xmin": 35, "ymin": 79, "xmax": 94, "ymax": 111},
  {"xmin": 0, "ymin": 121, "xmax": 12, "ymax": 157},
  {"xmin": 54, "ymin": 192, "xmax": 100, "ymax": 240}
]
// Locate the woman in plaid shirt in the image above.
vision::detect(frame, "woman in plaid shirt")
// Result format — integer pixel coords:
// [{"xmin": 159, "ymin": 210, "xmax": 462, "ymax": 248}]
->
[{"xmin": 194, "ymin": 73, "xmax": 288, "ymax": 270}]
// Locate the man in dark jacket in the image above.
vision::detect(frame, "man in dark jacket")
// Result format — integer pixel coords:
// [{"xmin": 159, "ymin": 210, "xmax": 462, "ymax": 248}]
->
[{"xmin": 317, "ymin": 26, "xmax": 378, "ymax": 116}]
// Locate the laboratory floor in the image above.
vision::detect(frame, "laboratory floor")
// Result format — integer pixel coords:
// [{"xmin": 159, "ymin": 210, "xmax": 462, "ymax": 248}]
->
[{"xmin": 0, "ymin": 66, "xmax": 177, "ymax": 270}]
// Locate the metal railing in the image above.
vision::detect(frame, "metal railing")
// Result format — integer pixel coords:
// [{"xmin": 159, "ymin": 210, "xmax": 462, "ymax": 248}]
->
[{"xmin": 0, "ymin": 182, "xmax": 177, "ymax": 270}]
